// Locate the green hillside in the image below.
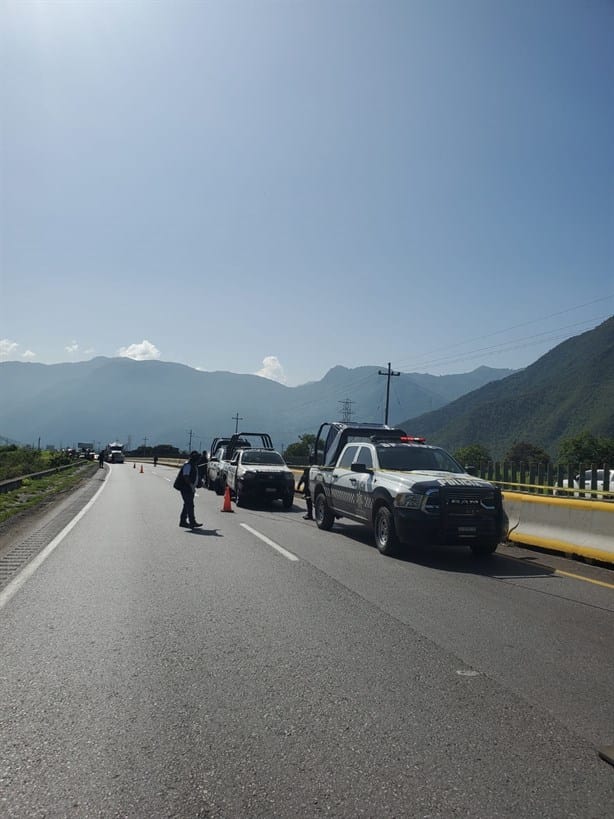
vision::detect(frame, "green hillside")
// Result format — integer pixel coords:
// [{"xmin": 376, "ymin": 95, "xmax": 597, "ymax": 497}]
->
[{"xmin": 402, "ymin": 316, "xmax": 614, "ymax": 459}]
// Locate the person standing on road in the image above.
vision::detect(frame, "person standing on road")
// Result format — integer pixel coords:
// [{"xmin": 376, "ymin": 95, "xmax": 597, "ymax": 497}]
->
[
  {"xmin": 296, "ymin": 466, "xmax": 313, "ymax": 520},
  {"xmin": 98, "ymin": 450, "xmax": 105, "ymax": 469},
  {"xmin": 177, "ymin": 451, "xmax": 202, "ymax": 529}
]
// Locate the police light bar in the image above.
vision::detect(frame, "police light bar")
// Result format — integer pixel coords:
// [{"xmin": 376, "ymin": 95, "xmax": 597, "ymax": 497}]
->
[{"xmin": 399, "ymin": 436, "xmax": 426, "ymax": 444}]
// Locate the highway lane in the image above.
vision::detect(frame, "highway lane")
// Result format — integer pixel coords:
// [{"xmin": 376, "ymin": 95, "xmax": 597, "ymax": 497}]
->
[{"xmin": 0, "ymin": 463, "xmax": 612, "ymax": 818}]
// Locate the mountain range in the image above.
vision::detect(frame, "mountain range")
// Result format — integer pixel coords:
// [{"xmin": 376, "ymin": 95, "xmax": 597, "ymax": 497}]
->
[
  {"xmin": 1, "ymin": 316, "xmax": 611, "ymax": 458},
  {"xmin": 401, "ymin": 316, "xmax": 614, "ymax": 457},
  {"xmin": 0, "ymin": 356, "xmax": 513, "ymax": 453}
]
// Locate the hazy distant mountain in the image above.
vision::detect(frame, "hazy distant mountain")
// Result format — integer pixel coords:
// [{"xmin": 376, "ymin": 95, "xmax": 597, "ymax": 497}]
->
[
  {"xmin": 0, "ymin": 357, "xmax": 513, "ymax": 451},
  {"xmin": 400, "ymin": 316, "xmax": 614, "ymax": 459}
]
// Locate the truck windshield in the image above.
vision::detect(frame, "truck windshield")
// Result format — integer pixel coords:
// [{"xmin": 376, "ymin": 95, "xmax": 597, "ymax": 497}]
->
[
  {"xmin": 377, "ymin": 446, "xmax": 464, "ymax": 473},
  {"xmin": 242, "ymin": 451, "xmax": 284, "ymax": 465}
]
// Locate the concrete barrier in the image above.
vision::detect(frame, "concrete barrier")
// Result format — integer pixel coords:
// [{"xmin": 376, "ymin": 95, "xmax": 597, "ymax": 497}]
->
[{"xmin": 503, "ymin": 492, "xmax": 614, "ymax": 564}]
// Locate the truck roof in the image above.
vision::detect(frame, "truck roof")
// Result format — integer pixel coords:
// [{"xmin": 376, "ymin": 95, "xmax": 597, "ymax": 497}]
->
[{"xmin": 313, "ymin": 422, "xmax": 409, "ymax": 467}]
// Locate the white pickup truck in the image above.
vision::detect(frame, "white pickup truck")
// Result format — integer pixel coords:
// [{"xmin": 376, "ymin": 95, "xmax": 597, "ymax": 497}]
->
[
  {"xmin": 309, "ymin": 422, "xmax": 508, "ymax": 557},
  {"xmin": 224, "ymin": 446, "xmax": 295, "ymax": 508}
]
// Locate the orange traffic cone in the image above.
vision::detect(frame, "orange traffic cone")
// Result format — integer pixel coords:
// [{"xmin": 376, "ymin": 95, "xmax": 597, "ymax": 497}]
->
[
  {"xmin": 221, "ymin": 485, "xmax": 234, "ymax": 512},
  {"xmin": 140, "ymin": 464, "xmax": 144, "ymax": 474}
]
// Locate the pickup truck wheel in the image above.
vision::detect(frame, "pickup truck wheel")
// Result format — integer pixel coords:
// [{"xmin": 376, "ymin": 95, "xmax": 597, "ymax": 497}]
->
[
  {"xmin": 374, "ymin": 505, "xmax": 400, "ymax": 556},
  {"xmin": 314, "ymin": 493, "xmax": 334, "ymax": 530},
  {"xmin": 470, "ymin": 541, "xmax": 498, "ymax": 558},
  {"xmin": 215, "ymin": 477, "xmax": 225, "ymax": 496},
  {"xmin": 282, "ymin": 491, "xmax": 294, "ymax": 510},
  {"xmin": 235, "ymin": 484, "xmax": 244, "ymax": 507}
]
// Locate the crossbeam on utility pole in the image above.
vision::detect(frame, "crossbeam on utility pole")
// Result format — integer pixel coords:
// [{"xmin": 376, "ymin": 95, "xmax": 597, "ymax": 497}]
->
[
  {"xmin": 232, "ymin": 412, "xmax": 244, "ymax": 434},
  {"xmin": 378, "ymin": 362, "xmax": 400, "ymax": 425}
]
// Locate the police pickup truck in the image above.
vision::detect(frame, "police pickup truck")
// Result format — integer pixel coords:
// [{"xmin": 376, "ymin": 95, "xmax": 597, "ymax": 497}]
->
[
  {"xmin": 309, "ymin": 422, "xmax": 507, "ymax": 557},
  {"xmin": 215, "ymin": 432, "xmax": 295, "ymax": 508},
  {"xmin": 224, "ymin": 447, "xmax": 295, "ymax": 508}
]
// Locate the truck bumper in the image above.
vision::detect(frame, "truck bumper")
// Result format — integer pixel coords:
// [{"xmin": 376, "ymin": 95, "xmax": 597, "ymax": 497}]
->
[{"xmin": 393, "ymin": 508, "xmax": 506, "ymax": 547}]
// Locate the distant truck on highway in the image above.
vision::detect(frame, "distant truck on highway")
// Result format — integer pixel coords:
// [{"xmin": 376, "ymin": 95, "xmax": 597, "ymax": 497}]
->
[
  {"xmin": 106, "ymin": 442, "xmax": 125, "ymax": 464},
  {"xmin": 308, "ymin": 422, "xmax": 508, "ymax": 557}
]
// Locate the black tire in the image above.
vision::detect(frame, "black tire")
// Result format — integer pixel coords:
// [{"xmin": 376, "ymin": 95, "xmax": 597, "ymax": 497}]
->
[
  {"xmin": 214, "ymin": 477, "xmax": 224, "ymax": 496},
  {"xmin": 282, "ymin": 491, "xmax": 294, "ymax": 510},
  {"xmin": 235, "ymin": 484, "xmax": 244, "ymax": 507},
  {"xmin": 470, "ymin": 541, "xmax": 498, "ymax": 558},
  {"xmin": 314, "ymin": 493, "xmax": 334, "ymax": 530},
  {"xmin": 373, "ymin": 505, "xmax": 400, "ymax": 556}
]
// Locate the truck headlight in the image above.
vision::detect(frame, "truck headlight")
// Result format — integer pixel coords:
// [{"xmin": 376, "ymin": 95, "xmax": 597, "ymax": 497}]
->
[{"xmin": 395, "ymin": 492, "xmax": 423, "ymax": 509}]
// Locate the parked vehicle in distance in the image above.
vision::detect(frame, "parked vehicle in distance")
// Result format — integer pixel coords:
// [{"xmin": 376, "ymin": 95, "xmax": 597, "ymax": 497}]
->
[
  {"xmin": 558, "ymin": 468, "xmax": 614, "ymax": 499},
  {"xmin": 225, "ymin": 447, "xmax": 295, "ymax": 508},
  {"xmin": 207, "ymin": 446, "xmax": 228, "ymax": 494},
  {"xmin": 106, "ymin": 442, "xmax": 125, "ymax": 463},
  {"xmin": 209, "ymin": 437, "xmax": 232, "ymax": 459},
  {"xmin": 309, "ymin": 422, "xmax": 508, "ymax": 557}
]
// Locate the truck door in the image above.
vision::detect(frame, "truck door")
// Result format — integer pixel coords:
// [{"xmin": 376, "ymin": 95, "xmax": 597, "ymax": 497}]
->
[
  {"xmin": 350, "ymin": 445, "xmax": 375, "ymax": 521},
  {"xmin": 331, "ymin": 445, "xmax": 360, "ymax": 514}
]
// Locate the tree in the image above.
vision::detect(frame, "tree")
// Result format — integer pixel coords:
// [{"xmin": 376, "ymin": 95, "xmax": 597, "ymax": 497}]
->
[
  {"xmin": 557, "ymin": 432, "xmax": 614, "ymax": 464},
  {"xmin": 454, "ymin": 444, "xmax": 492, "ymax": 467},
  {"xmin": 284, "ymin": 434, "xmax": 316, "ymax": 460},
  {"xmin": 503, "ymin": 441, "xmax": 550, "ymax": 465}
]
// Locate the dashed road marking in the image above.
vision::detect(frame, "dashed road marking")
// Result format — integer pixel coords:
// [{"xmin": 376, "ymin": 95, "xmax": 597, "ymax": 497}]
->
[{"xmin": 240, "ymin": 524, "xmax": 299, "ymax": 562}]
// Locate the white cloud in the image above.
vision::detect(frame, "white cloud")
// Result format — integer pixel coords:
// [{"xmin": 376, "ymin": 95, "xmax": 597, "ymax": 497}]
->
[
  {"xmin": 22, "ymin": 350, "xmax": 36, "ymax": 359},
  {"xmin": 255, "ymin": 356, "xmax": 287, "ymax": 384},
  {"xmin": 0, "ymin": 339, "xmax": 18, "ymax": 358},
  {"xmin": 117, "ymin": 340, "xmax": 161, "ymax": 361},
  {"xmin": 65, "ymin": 341, "xmax": 79, "ymax": 354}
]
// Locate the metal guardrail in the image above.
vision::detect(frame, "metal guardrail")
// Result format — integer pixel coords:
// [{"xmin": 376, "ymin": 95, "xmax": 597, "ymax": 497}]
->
[{"xmin": 0, "ymin": 462, "xmax": 85, "ymax": 494}]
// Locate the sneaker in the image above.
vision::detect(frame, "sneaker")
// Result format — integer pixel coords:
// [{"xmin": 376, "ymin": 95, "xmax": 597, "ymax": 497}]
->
[
  {"xmin": 190, "ymin": 522, "xmax": 203, "ymax": 528},
  {"xmin": 179, "ymin": 521, "xmax": 190, "ymax": 528}
]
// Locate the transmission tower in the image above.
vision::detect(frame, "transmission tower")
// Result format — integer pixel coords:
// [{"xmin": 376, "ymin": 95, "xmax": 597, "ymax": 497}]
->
[{"xmin": 338, "ymin": 398, "xmax": 355, "ymax": 423}]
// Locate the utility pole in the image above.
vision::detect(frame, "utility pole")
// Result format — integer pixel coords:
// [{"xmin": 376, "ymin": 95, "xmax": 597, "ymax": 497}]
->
[
  {"xmin": 187, "ymin": 429, "xmax": 193, "ymax": 451},
  {"xmin": 338, "ymin": 398, "xmax": 355, "ymax": 423},
  {"xmin": 378, "ymin": 362, "xmax": 400, "ymax": 425},
  {"xmin": 143, "ymin": 436, "xmax": 148, "ymax": 449},
  {"xmin": 232, "ymin": 412, "xmax": 243, "ymax": 434}
]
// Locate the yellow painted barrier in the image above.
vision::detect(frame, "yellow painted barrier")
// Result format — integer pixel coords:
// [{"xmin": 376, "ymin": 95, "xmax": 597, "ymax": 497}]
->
[{"xmin": 503, "ymin": 492, "xmax": 614, "ymax": 564}]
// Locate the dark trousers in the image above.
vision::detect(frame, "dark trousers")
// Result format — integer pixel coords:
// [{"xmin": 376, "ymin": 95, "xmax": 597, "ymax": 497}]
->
[{"xmin": 180, "ymin": 487, "xmax": 196, "ymax": 525}]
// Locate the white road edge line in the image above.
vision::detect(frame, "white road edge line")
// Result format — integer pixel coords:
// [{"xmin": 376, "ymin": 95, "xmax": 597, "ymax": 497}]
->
[
  {"xmin": 0, "ymin": 467, "xmax": 112, "ymax": 611},
  {"xmin": 240, "ymin": 523, "xmax": 299, "ymax": 562}
]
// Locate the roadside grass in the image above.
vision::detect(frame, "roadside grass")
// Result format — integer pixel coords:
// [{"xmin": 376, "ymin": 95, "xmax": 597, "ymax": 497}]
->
[{"xmin": 0, "ymin": 462, "xmax": 98, "ymax": 524}]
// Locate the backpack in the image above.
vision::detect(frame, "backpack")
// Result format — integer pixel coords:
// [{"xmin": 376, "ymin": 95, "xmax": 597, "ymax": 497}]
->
[{"xmin": 173, "ymin": 467, "xmax": 185, "ymax": 490}]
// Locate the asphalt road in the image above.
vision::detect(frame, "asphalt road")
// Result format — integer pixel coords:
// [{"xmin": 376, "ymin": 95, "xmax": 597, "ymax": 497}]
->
[{"xmin": 0, "ymin": 463, "xmax": 613, "ymax": 818}]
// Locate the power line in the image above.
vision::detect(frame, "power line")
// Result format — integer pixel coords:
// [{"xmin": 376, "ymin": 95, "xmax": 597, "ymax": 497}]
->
[{"xmin": 273, "ymin": 303, "xmax": 613, "ymax": 420}]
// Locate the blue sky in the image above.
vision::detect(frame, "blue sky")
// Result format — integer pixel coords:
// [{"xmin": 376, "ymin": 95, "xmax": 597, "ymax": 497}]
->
[{"xmin": 1, "ymin": 0, "xmax": 612, "ymax": 386}]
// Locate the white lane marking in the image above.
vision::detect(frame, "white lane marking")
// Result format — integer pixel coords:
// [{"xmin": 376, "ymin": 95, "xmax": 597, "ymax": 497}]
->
[
  {"xmin": 456, "ymin": 669, "xmax": 480, "ymax": 677},
  {"xmin": 240, "ymin": 523, "xmax": 299, "ymax": 562},
  {"xmin": 0, "ymin": 469, "xmax": 111, "ymax": 611}
]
